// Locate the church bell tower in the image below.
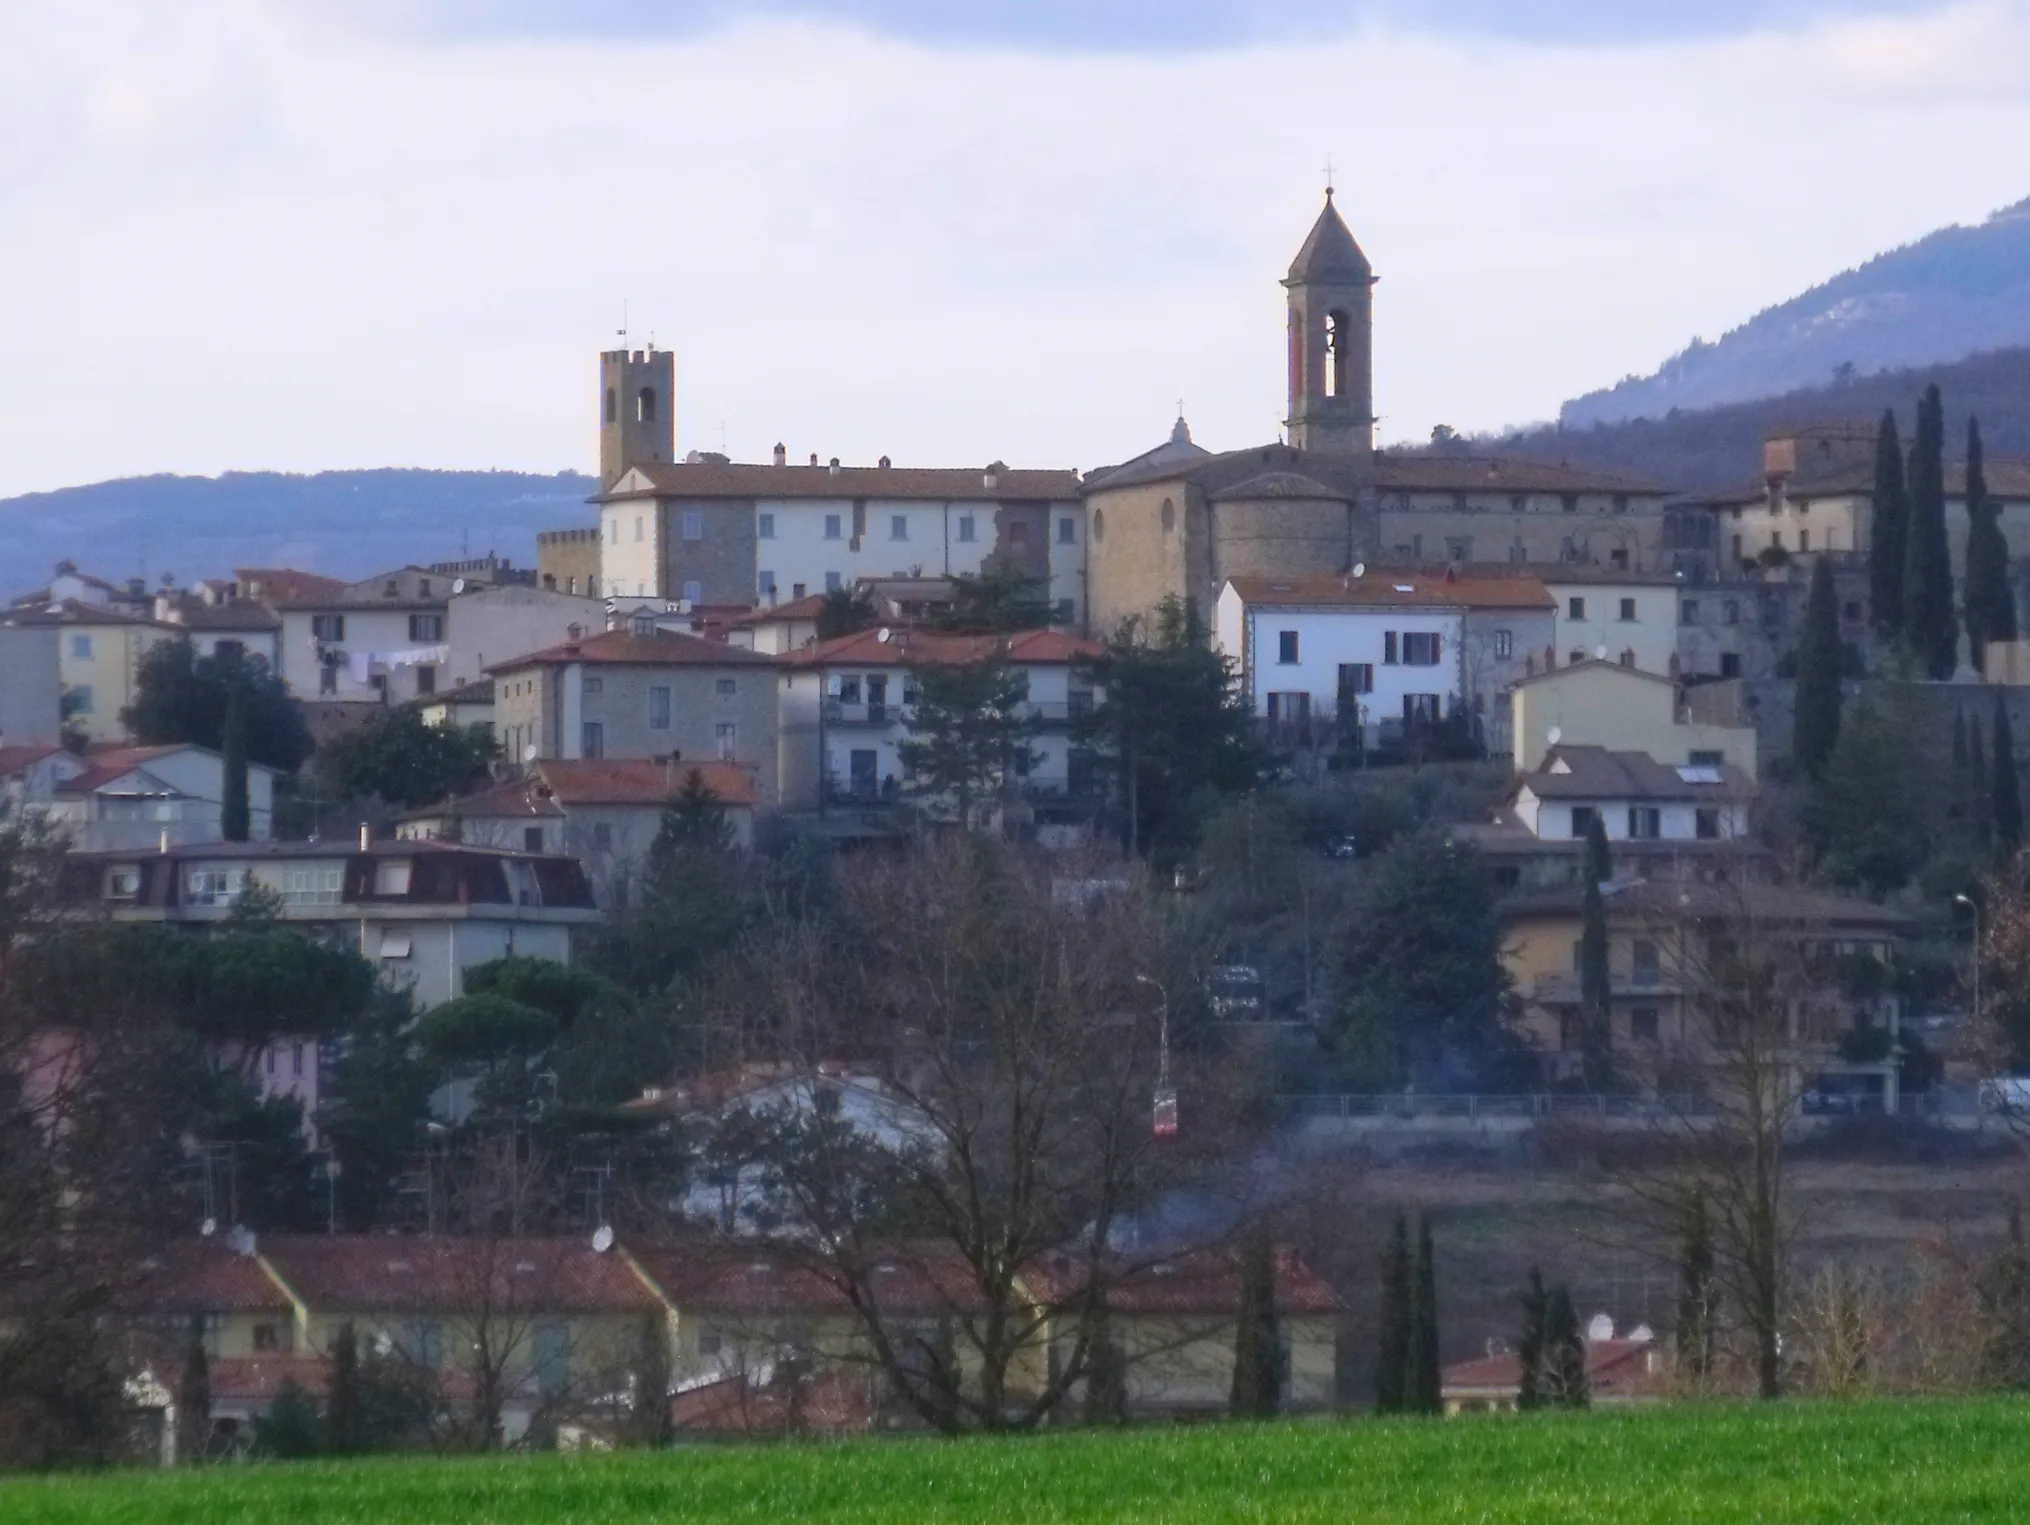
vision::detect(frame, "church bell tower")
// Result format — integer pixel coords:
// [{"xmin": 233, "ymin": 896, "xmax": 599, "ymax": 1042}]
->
[{"xmin": 1283, "ymin": 189, "xmax": 1375, "ymax": 458}]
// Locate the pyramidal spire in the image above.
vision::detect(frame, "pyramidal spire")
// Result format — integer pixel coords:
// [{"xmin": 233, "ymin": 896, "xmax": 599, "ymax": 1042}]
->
[{"xmin": 1286, "ymin": 190, "xmax": 1372, "ymax": 285}]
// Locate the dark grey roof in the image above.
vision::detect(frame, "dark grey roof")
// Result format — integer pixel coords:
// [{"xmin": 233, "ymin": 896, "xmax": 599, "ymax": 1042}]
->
[
  {"xmin": 1523, "ymin": 745, "xmax": 1755, "ymax": 802},
  {"xmin": 1208, "ymin": 471, "xmax": 1345, "ymax": 502},
  {"xmin": 1286, "ymin": 191, "xmax": 1372, "ymax": 284},
  {"xmin": 1500, "ymin": 879, "xmax": 1915, "ymax": 929}
]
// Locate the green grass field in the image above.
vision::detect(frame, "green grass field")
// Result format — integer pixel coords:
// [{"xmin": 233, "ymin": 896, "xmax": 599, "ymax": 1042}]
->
[{"xmin": 6, "ymin": 1401, "xmax": 2030, "ymax": 1524}]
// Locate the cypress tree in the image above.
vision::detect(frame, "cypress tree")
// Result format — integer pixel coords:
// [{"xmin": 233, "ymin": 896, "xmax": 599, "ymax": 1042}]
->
[
  {"xmin": 1375, "ymin": 1213, "xmax": 1411, "ymax": 1413},
  {"xmin": 326, "ymin": 1321, "xmax": 361, "ymax": 1456},
  {"xmin": 1793, "ymin": 555, "xmax": 1843, "ymax": 780},
  {"xmin": 1903, "ymin": 384, "xmax": 1959, "ymax": 678},
  {"xmin": 1869, "ymin": 409, "xmax": 1910, "ymax": 638},
  {"xmin": 1955, "ymin": 707, "xmax": 1970, "ymax": 769},
  {"xmin": 1676, "ymin": 1189, "xmax": 1716, "ymax": 1384},
  {"xmin": 1083, "ymin": 1311, "xmax": 1129, "ymax": 1426},
  {"xmin": 1579, "ymin": 814, "xmax": 1614, "ymax": 1087},
  {"xmin": 1996, "ymin": 694, "xmax": 2023, "ymax": 862},
  {"xmin": 1974, "ymin": 711, "xmax": 1990, "ymax": 796},
  {"xmin": 220, "ymin": 684, "xmax": 251, "ymax": 842},
  {"xmin": 177, "ymin": 1316, "xmax": 212, "ymax": 1464},
  {"xmin": 1543, "ymin": 1284, "xmax": 1590, "ymax": 1408},
  {"xmin": 1407, "ymin": 1216, "xmax": 1442, "ymax": 1415},
  {"xmin": 1516, "ymin": 1268, "xmax": 1548, "ymax": 1411},
  {"xmin": 1229, "ymin": 1226, "xmax": 1283, "ymax": 1418},
  {"xmin": 1965, "ymin": 416, "xmax": 2018, "ymax": 675}
]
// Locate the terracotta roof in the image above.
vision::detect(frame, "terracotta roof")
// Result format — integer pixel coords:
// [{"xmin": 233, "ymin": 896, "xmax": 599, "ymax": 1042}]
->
[
  {"xmin": 1224, "ymin": 572, "xmax": 1555, "ymax": 612},
  {"xmin": 1443, "ymin": 1336, "xmax": 1665, "ymax": 1400},
  {"xmin": 7, "ymin": 598, "xmax": 169, "ymax": 629},
  {"xmin": 55, "ymin": 745, "xmax": 205, "ymax": 796},
  {"xmin": 120, "ymin": 1242, "xmax": 293, "ymax": 1316},
  {"xmin": 787, "ymin": 627, "xmax": 1102, "ymax": 669},
  {"xmin": 668, "ymin": 1370, "xmax": 875, "ymax": 1435},
  {"xmin": 488, "ymin": 628, "xmax": 774, "ymax": 673},
  {"xmin": 1022, "ymin": 1245, "xmax": 1341, "ymax": 1317},
  {"xmin": 258, "ymin": 1236, "xmax": 656, "ymax": 1315},
  {"xmin": 0, "ymin": 743, "xmax": 63, "ymax": 777},
  {"xmin": 414, "ymin": 677, "xmax": 495, "ymax": 707},
  {"xmin": 415, "ymin": 760, "xmax": 759, "ymax": 819},
  {"xmin": 729, "ymin": 594, "xmax": 829, "ymax": 627},
  {"xmin": 207, "ymin": 1357, "xmax": 330, "ymax": 1404},
  {"xmin": 1088, "ymin": 443, "xmax": 1668, "ymax": 501},
  {"xmin": 1523, "ymin": 745, "xmax": 1755, "ymax": 802},
  {"xmin": 236, "ymin": 568, "xmax": 347, "ymax": 604},
  {"xmin": 1375, "ymin": 455, "xmax": 1667, "ymax": 496},
  {"xmin": 1286, "ymin": 191, "xmax": 1372, "ymax": 283},
  {"xmin": 1683, "ymin": 456, "xmax": 2030, "ymax": 509},
  {"xmin": 604, "ymin": 462, "xmax": 1081, "ymax": 504},
  {"xmin": 158, "ymin": 594, "xmax": 281, "ymax": 632},
  {"xmin": 627, "ymin": 1242, "xmax": 988, "ymax": 1318}
]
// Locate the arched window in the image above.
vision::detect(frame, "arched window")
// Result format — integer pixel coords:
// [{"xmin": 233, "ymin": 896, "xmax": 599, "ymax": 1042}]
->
[
  {"xmin": 1092, "ymin": 508, "xmax": 1105, "ymax": 543},
  {"xmin": 604, "ymin": 387, "xmax": 617, "ymax": 425},
  {"xmin": 1160, "ymin": 497, "xmax": 1176, "ymax": 533},
  {"xmin": 637, "ymin": 387, "xmax": 657, "ymax": 424},
  {"xmin": 1325, "ymin": 310, "xmax": 1351, "ymax": 399}
]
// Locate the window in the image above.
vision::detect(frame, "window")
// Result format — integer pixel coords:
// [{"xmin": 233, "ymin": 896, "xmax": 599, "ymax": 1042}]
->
[
  {"xmin": 418, "ymin": 578, "xmax": 432, "ymax": 598},
  {"xmin": 1799, "ymin": 530, "xmax": 1810, "ymax": 552},
  {"xmin": 1567, "ymin": 597, "xmax": 1586, "ymax": 620},
  {"xmin": 825, "ymin": 572, "xmax": 842, "ymax": 593},
  {"xmin": 1509, "ymin": 493, "xmax": 1528, "ymax": 513},
  {"xmin": 1570, "ymin": 650, "xmax": 1586, "ymax": 666},
  {"xmin": 1446, "ymin": 537, "xmax": 1472, "ymax": 563},
  {"xmin": 104, "ymin": 865, "xmax": 142, "ymax": 901},
  {"xmin": 681, "ymin": 510, "xmax": 703, "ymax": 541},
  {"xmin": 648, "ymin": 686, "xmax": 672, "ymax": 730},
  {"xmin": 1770, "ymin": 530, "xmax": 1783, "ymax": 551},
  {"xmin": 1723, "ymin": 600, "xmax": 1740, "ymax": 625},
  {"xmin": 253, "ymin": 1323, "xmax": 290, "ymax": 1354},
  {"xmin": 637, "ymin": 386, "xmax": 657, "ymax": 423},
  {"xmin": 1627, "ymin": 806, "xmax": 1661, "ymax": 840},
  {"xmin": 1681, "ymin": 599, "xmax": 1699, "ymax": 625},
  {"xmin": 1618, "ymin": 598, "xmax": 1637, "ymax": 622},
  {"xmin": 311, "ymin": 614, "xmax": 345, "ymax": 642},
  {"xmin": 890, "ymin": 514, "xmax": 909, "ymax": 541},
  {"xmin": 1631, "ymin": 1007, "xmax": 1660, "ymax": 1043},
  {"xmin": 1266, "ymin": 692, "xmax": 1311, "ymax": 726},
  {"xmin": 1160, "ymin": 498, "xmax": 1176, "ymax": 533},
  {"xmin": 957, "ymin": 514, "xmax": 977, "ymax": 543},
  {"xmin": 1277, "ymin": 630, "xmax": 1300, "ymax": 664},
  {"xmin": 1401, "ymin": 632, "xmax": 1441, "ymax": 666},
  {"xmin": 1688, "ymin": 749, "xmax": 1724, "ymax": 766},
  {"xmin": 69, "ymin": 684, "xmax": 94, "ymax": 714},
  {"xmin": 824, "ymin": 514, "xmax": 842, "ymax": 540},
  {"xmin": 634, "ymin": 516, "xmax": 644, "ymax": 542},
  {"xmin": 320, "ymin": 664, "xmax": 337, "ymax": 696},
  {"xmin": 608, "ymin": 518, "xmax": 618, "ymax": 544},
  {"xmin": 408, "ymin": 613, "xmax": 443, "ymax": 642},
  {"xmin": 69, "ymin": 634, "xmax": 92, "ymax": 660},
  {"xmin": 1570, "ymin": 806, "xmax": 1597, "ymax": 839},
  {"xmin": 1631, "ymin": 939, "xmax": 1660, "ymax": 984},
  {"xmin": 280, "ymin": 865, "xmax": 342, "ymax": 906},
  {"xmin": 792, "ymin": 582, "xmax": 806, "ymax": 599},
  {"xmin": 1696, "ymin": 807, "xmax": 1722, "ymax": 840},
  {"xmin": 1402, "ymin": 694, "xmax": 1442, "ymax": 723},
  {"xmin": 1338, "ymin": 663, "xmax": 1374, "ymax": 697},
  {"xmin": 415, "ymin": 665, "xmax": 436, "ymax": 695},
  {"xmin": 715, "ymin": 677, "xmax": 736, "ymax": 697},
  {"xmin": 1612, "ymin": 494, "xmax": 1630, "ymax": 514},
  {"xmin": 603, "ymin": 387, "xmax": 617, "ymax": 425},
  {"xmin": 1384, "ymin": 631, "xmax": 1399, "ymax": 665},
  {"xmin": 715, "ymin": 722, "xmax": 737, "ymax": 760},
  {"xmin": 1493, "ymin": 629, "xmax": 1513, "ymax": 658},
  {"xmin": 384, "ymin": 580, "xmax": 399, "ymax": 597},
  {"xmin": 759, "ymin": 570, "xmax": 776, "ymax": 597},
  {"xmin": 837, "ymin": 676, "xmax": 862, "ymax": 704},
  {"xmin": 1055, "ymin": 598, "xmax": 1075, "ymax": 624},
  {"xmin": 1620, "ymin": 649, "xmax": 1636, "ymax": 668},
  {"xmin": 374, "ymin": 860, "xmax": 413, "ymax": 896},
  {"xmin": 1561, "ymin": 493, "xmax": 1579, "ymax": 514},
  {"xmin": 409, "ymin": 1322, "xmax": 443, "ymax": 1369},
  {"xmin": 1091, "ymin": 509, "xmax": 1104, "ymax": 542},
  {"xmin": 1720, "ymin": 653, "xmax": 1742, "ymax": 678},
  {"xmin": 516, "ymin": 825, "xmax": 542, "ymax": 854},
  {"xmin": 682, "ymin": 580, "xmax": 703, "ymax": 604},
  {"xmin": 185, "ymin": 867, "xmax": 247, "ymax": 906},
  {"xmin": 592, "ymin": 823, "xmax": 613, "ymax": 850},
  {"xmin": 585, "ymin": 676, "xmax": 603, "ymax": 694},
  {"xmin": 758, "ymin": 512, "xmax": 775, "ymax": 539},
  {"xmin": 1010, "ymin": 520, "xmax": 1030, "ymax": 545},
  {"xmin": 582, "ymin": 721, "xmax": 605, "ymax": 758},
  {"xmin": 1057, "ymin": 517, "xmax": 1076, "ymax": 544}
]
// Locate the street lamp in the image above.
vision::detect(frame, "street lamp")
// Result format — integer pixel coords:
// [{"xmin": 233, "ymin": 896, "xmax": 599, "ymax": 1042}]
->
[
  {"xmin": 1134, "ymin": 974, "xmax": 1177, "ymax": 1138},
  {"xmin": 1956, "ymin": 893, "xmax": 1983, "ymax": 1037}
]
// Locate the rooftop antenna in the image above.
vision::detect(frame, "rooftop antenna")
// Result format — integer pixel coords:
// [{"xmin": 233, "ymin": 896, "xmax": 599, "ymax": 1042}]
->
[{"xmin": 617, "ymin": 299, "xmax": 629, "ymax": 348}]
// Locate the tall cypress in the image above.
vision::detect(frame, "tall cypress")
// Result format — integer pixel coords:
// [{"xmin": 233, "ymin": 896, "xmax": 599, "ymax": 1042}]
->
[
  {"xmin": 1543, "ymin": 1284, "xmax": 1590, "ymax": 1408},
  {"xmin": 1407, "ymin": 1216, "xmax": 1442, "ymax": 1415},
  {"xmin": 327, "ymin": 1321, "xmax": 361, "ymax": 1456},
  {"xmin": 1793, "ymin": 555, "xmax": 1843, "ymax": 779},
  {"xmin": 221, "ymin": 684, "xmax": 251, "ymax": 843},
  {"xmin": 1375, "ymin": 1213, "xmax": 1411, "ymax": 1413},
  {"xmin": 178, "ymin": 1316, "xmax": 212, "ymax": 1464},
  {"xmin": 1869, "ymin": 409, "xmax": 1909, "ymax": 638},
  {"xmin": 1516, "ymin": 1268, "xmax": 1548, "ymax": 1411},
  {"xmin": 1903, "ymin": 384, "xmax": 1959, "ymax": 678},
  {"xmin": 1579, "ymin": 814, "xmax": 1614, "ymax": 1086},
  {"xmin": 1676, "ymin": 1189, "xmax": 1716, "ymax": 1383},
  {"xmin": 1965, "ymin": 416, "xmax": 2018, "ymax": 675},
  {"xmin": 1996, "ymin": 694, "xmax": 2024, "ymax": 862},
  {"xmin": 1229, "ymin": 1225, "xmax": 1283, "ymax": 1417}
]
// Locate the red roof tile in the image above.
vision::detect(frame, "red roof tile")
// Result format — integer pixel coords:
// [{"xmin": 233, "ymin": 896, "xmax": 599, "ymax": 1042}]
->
[
  {"xmin": 488, "ymin": 628, "xmax": 775, "ymax": 673},
  {"xmin": 628, "ymin": 1242, "xmax": 989, "ymax": 1318},
  {"xmin": 1023, "ymin": 1245, "xmax": 1342, "ymax": 1316},
  {"xmin": 1225, "ymin": 572, "xmax": 1555, "ymax": 612},
  {"xmin": 0, "ymin": 744, "xmax": 63, "ymax": 777},
  {"xmin": 120, "ymin": 1241, "xmax": 293, "ymax": 1316},
  {"xmin": 1443, "ymin": 1336, "xmax": 1667, "ymax": 1399},
  {"xmin": 258, "ymin": 1236, "xmax": 656, "ymax": 1315},
  {"xmin": 607, "ymin": 461, "xmax": 1080, "ymax": 504},
  {"xmin": 668, "ymin": 1369, "xmax": 876, "ymax": 1435},
  {"xmin": 787, "ymin": 627, "xmax": 1101, "ymax": 669},
  {"xmin": 729, "ymin": 594, "xmax": 829, "ymax": 626}
]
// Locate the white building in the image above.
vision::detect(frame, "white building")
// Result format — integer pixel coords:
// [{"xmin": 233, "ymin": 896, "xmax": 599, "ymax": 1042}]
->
[
  {"xmin": 268, "ymin": 566, "xmax": 451, "ymax": 703},
  {"xmin": 0, "ymin": 742, "xmax": 278, "ymax": 850},
  {"xmin": 152, "ymin": 590, "xmax": 282, "ymax": 667},
  {"xmin": 1541, "ymin": 569, "xmax": 1684, "ymax": 677},
  {"xmin": 1511, "ymin": 746, "xmax": 1755, "ymax": 846},
  {"xmin": 0, "ymin": 622, "xmax": 62, "ymax": 744},
  {"xmin": 1214, "ymin": 572, "xmax": 1555, "ymax": 753},
  {"xmin": 442, "ymin": 582, "xmax": 607, "ymax": 694}
]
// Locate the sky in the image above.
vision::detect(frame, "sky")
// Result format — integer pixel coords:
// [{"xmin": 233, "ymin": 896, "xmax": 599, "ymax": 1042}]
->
[{"xmin": 1, "ymin": 0, "xmax": 2028, "ymax": 497}]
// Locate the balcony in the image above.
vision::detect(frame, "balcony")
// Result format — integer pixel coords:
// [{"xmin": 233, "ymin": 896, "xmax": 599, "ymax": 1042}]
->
[
  {"xmin": 1531, "ymin": 971, "xmax": 1679, "ymax": 1003},
  {"xmin": 821, "ymin": 699, "xmax": 894, "ymax": 727}
]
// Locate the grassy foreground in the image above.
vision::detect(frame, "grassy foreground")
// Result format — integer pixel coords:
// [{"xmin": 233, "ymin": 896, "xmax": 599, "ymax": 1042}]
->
[{"xmin": 7, "ymin": 1401, "xmax": 2030, "ymax": 1524}]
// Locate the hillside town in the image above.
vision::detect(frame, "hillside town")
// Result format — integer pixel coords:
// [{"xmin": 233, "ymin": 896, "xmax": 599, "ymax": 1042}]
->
[{"xmin": 9, "ymin": 189, "xmax": 2030, "ymax": 1466}]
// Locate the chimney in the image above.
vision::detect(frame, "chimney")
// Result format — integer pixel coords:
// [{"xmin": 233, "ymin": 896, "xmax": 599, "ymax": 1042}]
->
[
  {"xmin": 158, "ymin": 829, "xmax": 170, "ymax": 855},
  {"xmin": 808, "ymin": 452, "xmax": 819, "ymax": 467},
  {"xmin": 878, "ymin": 455, "xmax": 891, "ymax": 469},
  {"xmin": 828, "ymin": 457, "xmax": 841, "ymax": 476},
  {"xmin": 773, "ymin": 442, "xmax": 787, "ymax": 467},
  {"xmin": 358, "ymin": 823, "xmax": 372, "ymax": 851},
  {"xmin": 566, "ymin": 622, "xmax": 583, "ymax": 641}
]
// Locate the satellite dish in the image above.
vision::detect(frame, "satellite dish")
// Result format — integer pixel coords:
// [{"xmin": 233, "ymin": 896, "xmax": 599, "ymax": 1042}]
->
[
  {"xmin": 591, "ymin": 1225, "xmax": 615, "ymax": 1254},
  {"xmin": 200, "ymin": 1217, "xmax": 217, "ymax": 1238},
  {"xmin": 1586, "ymin": 1313, "xmax": 1616, "ymax": 1342},
  {"xmin": 1594, "ymin": 644, "xmax": 1608, "ymax": 661},
  {"xmin": 522, "ymin": 743, "xmax": 538, "ymax": 763},
  {"xmin": 1351, "ymin": 563, "xmax": 1366, "ymax": 580},
  {"xmin": 876, "ymin": 627, "xmax": 893, "ymax": 644},
  {"xmin": 1547, "ymin": 726, "xmax": 1563, "ymax": 746},
  {"xmin": 227, "ymin": 1225, "xmax": 257, "ymax": 1258},
  {"xmin": 452, "ymin": 577, "xmax": 466, "ymax": 594}
]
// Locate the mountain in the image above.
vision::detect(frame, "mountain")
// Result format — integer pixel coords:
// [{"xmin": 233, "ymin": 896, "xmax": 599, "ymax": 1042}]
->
[
  {"xmin": 1486, "ymin": 344, "xmax": 2030, "ymax": 493},
  {"xmin": 0, "ymin": 469, "xmax": 598, "ymax": 597},
  {"xmin": 1561, "ymin": 197, "xmax": 2030, "ymax": 428}
]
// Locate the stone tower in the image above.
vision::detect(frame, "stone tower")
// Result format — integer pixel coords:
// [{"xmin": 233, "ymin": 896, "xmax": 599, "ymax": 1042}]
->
[
  {"xmin": 1283, "ymin": 190, "xmax": 1375, "ymax": 458},
  {"xmin": 598, "ymin": 347, "xmax": 676, "ymax": 486}
]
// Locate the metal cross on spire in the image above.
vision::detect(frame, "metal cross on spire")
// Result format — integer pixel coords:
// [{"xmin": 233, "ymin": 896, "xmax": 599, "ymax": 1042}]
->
[{"xmin": 1324, "ymin": 155, "xmax": 1335, "ymax": 197}]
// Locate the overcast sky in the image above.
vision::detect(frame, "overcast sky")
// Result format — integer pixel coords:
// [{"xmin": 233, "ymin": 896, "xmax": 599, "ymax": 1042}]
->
[{"xmin": 1, "ymin": 0, "xmax": 2027, "ymax": 497}]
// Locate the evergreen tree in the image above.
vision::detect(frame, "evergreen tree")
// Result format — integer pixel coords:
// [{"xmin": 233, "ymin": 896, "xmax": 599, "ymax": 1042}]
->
[
  {"xmin": 1996, "ymin": 694, "xmax": 2024, "ymax": 862},
  {"xmin": 1374, "ymin": 1213, "xmax": 1411, "ymax": 1414},
  {"xmin": 813, "ymin": 585, "xmax": 876, "ymax": 641},
  {"xmin": 1868, "ymin": 409, "xmax": 1910, "ymax": 639},
  {"xmin": 1083, "ymin": 1310, "xmax": 1129, "ymax": 1426},
  {"xmin": 1902, "ymin": 384, "xmax": 1959, "ymax": 677},
  {"xmin": 177, "ymin": 1316, "xmax": 212, "ymax": 1464},
  {"xmin": 650, "ymin": 767, "xmax": 735, "ymax": 864},
  {"xmin": 1228, "ymin": 1225, "xmax": 1283, "ymax": 1418},
  {"xmin": 898, "ymin": 650, "xmax": 1040, "ymax": 831},
  {"xmin": 325, "ymin": 1322, "xmax": 362, "ymax": 1456},
  {"xmin": 1578, "ymin": 814, "xmax": 1614, "ymax": 1087},
  {"xmin": 1676, "ymin": 1189, "xmax": 1716, "ymax": 1384},
  {"xmin": 1955, "ymin": 707, "xmax": 1971, "ymax": 769},
  {"xmin": 1987, "ymin": 1201, "xmax": 2030, "ymax": 1387},
  {"xmin": 1965, "ymin": 416, "xmax": 2018, "ymax": 674},
  {"xmin": 1543, "ymin": 1284, "xmax": 1589, "ymax": 1408},
  {"xmin": 932, "ymin": 563, "xmax": 1055, "ymax": 634},
  {"xmin": 1805, "ymin": 699, "xmax": 1928, "ymax": 894},
  {"xmin": 126, "ymin": 639, "xmax": 313, "ymax": 773},
  {"xmin": 220, "ymin": 684, "xmax": 251, "ymax": 842},
  {"xmin": 1407, "ymin": 1216, "xmax": 1442, "ymax": 1415},
  {"xmin": 1975, "ymin": 711, "xmax": 1991, "ymax": 797},
  {"xmin": 1792, "ymin": 555, "xmax": 1843, "ymax": 780},
  {"xmin": 252, "ymin": 1379, "xmax": 325, "ymax": 1459},
  {"xmin": 1516, "ymin": 1268, "xmax": 1548, "ymax": 1411}
]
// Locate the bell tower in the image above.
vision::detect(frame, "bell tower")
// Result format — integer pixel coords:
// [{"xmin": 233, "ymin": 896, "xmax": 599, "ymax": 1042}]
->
[
  {"xmin": 598, "ymin": 346, "xmax": 676, "ymax": 487},
  {"xmin": 1283, "ymin": 189, "xmax": 1375, "ymax": 458}
]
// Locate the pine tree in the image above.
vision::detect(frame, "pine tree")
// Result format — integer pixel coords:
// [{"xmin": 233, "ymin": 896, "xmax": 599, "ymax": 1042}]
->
[
  {"xmin": 1676, "ymin": 1189, "xmax": 1716, "ymax": 1384},
  {"xmin": 1995, "ymin": 694, "xmax": 2023, "ymax": 862},
  {"xmin": 220, "ymin": 683, "xmax": 251, "ymax": 842},
  {"xmin": 1516, "ymin": 1268, "xmax": 1548, "ymax": 1411},
  {"xmin": 1579, "ymin": 814, "xmax": 1614, "ymax": 1087},
  {"xmin": 1543, "ymin": 1284, "xmax": 1590, "ymax": 1408},
  {"xmin": 1793, "ymin": 555, "xmax": 1843, "ymax": 780},
  {"xmin": 326, "ymin": 1321, "xmax": 361, "ymax": 1456},
  {"xmin": 1229, "ymin": 1226, "xmax": 1283, "ymax": 1418},
  {"xmin": 1869, "ymin": 409, "xmax": 1910, "ymax": 639},
  {"xmin": 1903, "ymin": 384, "xmax": 1959, "ymax": 678},
  {"xmin": 1407, "ymin": 1216, "xmax": 1442, "ymax": 1415},
  {"xmin": 1965, "ymin": 416, "xmax": 2018, "ymax": 675},
  {"xmin": 1374, "ymin": 1213, "xmax": 1411, "ymax": 1413}
]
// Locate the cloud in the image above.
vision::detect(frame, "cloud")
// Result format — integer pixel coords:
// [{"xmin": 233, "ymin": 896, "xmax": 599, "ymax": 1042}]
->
[{"xmin": 0, "ymin": 1, "xmax": 2026, "ymax": 506}]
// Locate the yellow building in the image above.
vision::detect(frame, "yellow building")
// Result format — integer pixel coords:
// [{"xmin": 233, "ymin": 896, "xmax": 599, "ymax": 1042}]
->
[
  {"xmin": 14, "ymin": 600, "xmax": 174, "ymax": 743},
  {"xmin": 1509, "ymin": 659, "xmax": 1757, "ymax": 777}
]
